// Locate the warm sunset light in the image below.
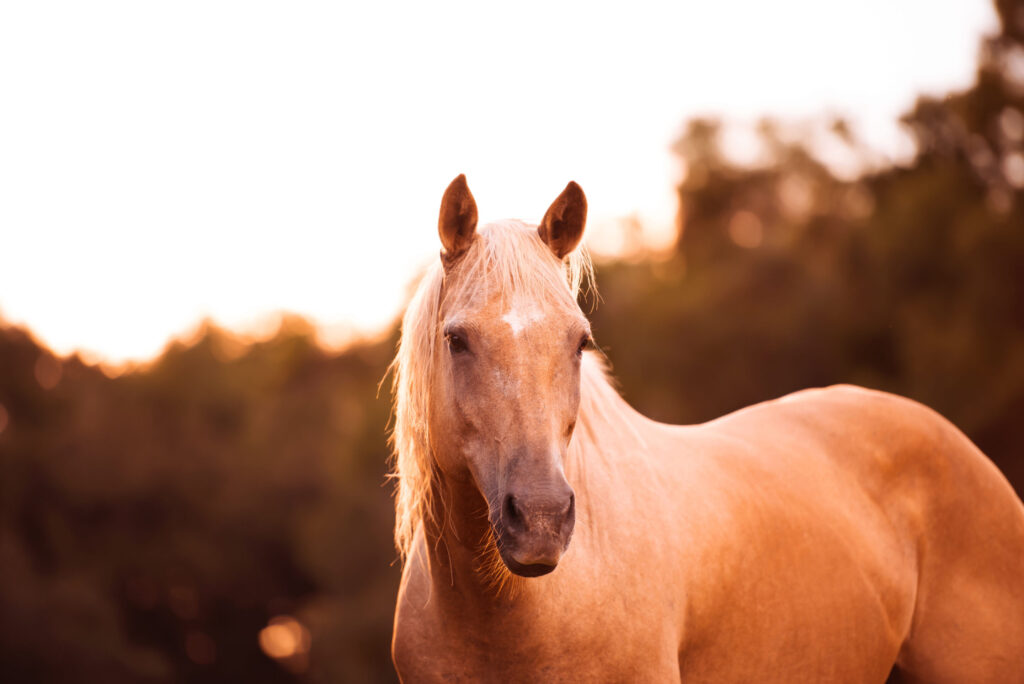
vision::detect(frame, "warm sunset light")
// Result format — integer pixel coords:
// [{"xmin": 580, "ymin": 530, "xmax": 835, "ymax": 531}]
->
[
  {"xmin": 0, "ymin": 0, "xmax": 997, "ymax": 364},
  {"xmin": 259, "ymin": 615, "xmax": 311, "ymax": 672},
  {"xmin": 259, "ymin": 616, "xmax": 308, "ymax": 659},
  {"xmin": 6, "ymin": 2, "xmax": 1024, "ymax": 681}
]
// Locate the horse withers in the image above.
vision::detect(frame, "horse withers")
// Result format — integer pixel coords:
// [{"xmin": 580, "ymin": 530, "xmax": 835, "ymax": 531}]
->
[{"xmin": 389, "ymin": 175, "xmax": 1024, "ymax": 683}]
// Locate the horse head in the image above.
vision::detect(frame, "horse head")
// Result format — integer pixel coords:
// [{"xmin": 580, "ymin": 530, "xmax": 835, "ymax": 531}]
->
[{"xmin": 427, "ymin": 175, "xmax": 589, "ymax": 577}]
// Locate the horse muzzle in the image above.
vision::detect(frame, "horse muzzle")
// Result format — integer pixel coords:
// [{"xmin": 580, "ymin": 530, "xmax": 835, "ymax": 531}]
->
[{"xmin": 492, "ymin": 485, "xmax": 575, "ymax": 577}]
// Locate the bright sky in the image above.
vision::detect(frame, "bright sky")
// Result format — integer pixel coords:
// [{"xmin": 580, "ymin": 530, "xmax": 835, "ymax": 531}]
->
[{"xmin": 0, "ymin": 1, "xmax": 998, "ymax": 364}]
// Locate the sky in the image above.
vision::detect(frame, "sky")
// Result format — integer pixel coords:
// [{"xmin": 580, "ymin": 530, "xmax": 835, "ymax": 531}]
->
[{"xmin": 0, "ymin": 1, "xmax": 999, "ymax": 365}]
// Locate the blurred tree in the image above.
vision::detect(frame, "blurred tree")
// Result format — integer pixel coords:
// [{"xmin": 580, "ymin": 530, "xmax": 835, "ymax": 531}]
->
[
  {"xmin": 0, "ymin": 322, "xmax": 400, "ymax": 683},
  {"xmin": 592, "ymin": 0, "xmax": 1024, "ymax": 490}
]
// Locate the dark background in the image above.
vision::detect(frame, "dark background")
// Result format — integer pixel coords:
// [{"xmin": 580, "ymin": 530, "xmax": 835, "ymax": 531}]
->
[{"xmin": 2, "ymin": 2, "xmax": 1023, "ymax": 680}]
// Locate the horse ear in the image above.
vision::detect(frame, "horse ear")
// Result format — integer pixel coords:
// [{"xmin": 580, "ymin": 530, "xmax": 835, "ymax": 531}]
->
[
  {"xmin": 538, "ymin": 181, "xmax": 587, "ymax": 259},
  {"xmin": 438, "ymin": 174, "xmax": 478, "ymax": 262}
]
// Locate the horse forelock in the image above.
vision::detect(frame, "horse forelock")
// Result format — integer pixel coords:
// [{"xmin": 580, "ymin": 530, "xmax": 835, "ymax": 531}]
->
[{"xmin": 388, "ymin": 219, "xmax": 596, "ymax": 560}]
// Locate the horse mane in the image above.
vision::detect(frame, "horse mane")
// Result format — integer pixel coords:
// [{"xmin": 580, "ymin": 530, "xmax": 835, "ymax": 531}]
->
[{"xmin": 388, "ymin": 219, "xmax": 595, "ymax": 559}]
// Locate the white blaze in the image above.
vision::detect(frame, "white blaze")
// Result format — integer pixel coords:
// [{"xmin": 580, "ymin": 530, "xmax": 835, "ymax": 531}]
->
[{"xmin": 502, "ymin": 305, "xmax": 545, "ymax": 336}]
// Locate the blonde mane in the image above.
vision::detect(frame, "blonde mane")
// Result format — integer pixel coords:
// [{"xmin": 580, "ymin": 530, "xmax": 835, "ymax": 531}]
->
[{"xmin": 388, "ymin": 220, "xmax": 594, "ymax": 559}]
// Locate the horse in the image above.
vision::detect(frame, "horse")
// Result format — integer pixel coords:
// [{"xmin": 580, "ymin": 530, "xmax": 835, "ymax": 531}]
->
[{"xmin": 388, "ymin": 175, "xmax": 1024, "ymax": 683}]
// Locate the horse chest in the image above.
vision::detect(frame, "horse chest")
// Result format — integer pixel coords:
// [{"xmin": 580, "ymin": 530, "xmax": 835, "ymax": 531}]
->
[{"xmin": 393, "ymin": 593, "xmax": 679, "ymax": 683}]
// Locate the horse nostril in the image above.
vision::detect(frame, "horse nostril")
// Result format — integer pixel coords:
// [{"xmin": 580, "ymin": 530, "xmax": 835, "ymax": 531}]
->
[
  {"xmin": 558, "ymin": 492, "xmax": 576, "ymax": 540},
  {"xmin": 503, "ymin": 494, "xmax": 524, "ymax": 531}
]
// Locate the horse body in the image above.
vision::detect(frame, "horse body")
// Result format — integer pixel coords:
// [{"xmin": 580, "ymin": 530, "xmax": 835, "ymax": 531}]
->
[{"xmin": 390, "ymin": 177, "xmax": 1024, "ymax": 683}]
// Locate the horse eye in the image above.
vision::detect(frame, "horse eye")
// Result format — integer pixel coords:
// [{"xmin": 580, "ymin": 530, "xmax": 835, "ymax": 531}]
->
[
  {"xmin": 446, "ymin": 333, "xmax": 468, "ymax": 354},
  {"xmin": 576, "ymin": 335, "xmax": 592, "ymax": 357}
]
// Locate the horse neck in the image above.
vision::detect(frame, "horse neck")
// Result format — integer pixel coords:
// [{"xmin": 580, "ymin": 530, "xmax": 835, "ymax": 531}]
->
[
  {"xmin": 566, "ymin": 353, "xmax": 648, "ymax": 520},
  {"xmin": 422, "ymin": 470, "xmax": 499, "ymax": 601}
]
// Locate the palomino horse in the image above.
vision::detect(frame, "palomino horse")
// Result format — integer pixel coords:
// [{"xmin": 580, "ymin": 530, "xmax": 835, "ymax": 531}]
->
[{"xmin": 389, "ymin": 175, "xmax": 1024, "ymax": 682}]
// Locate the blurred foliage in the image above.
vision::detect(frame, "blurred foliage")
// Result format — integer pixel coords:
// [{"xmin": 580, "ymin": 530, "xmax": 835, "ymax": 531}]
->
[
  {"xmin": 2, "ymin": 2, "xmax": 1024, "ymax": 680},
  {"xmin": 0, "ymin": 320, "xmax": 400, "ymax": 682},
  {"xmin": 593, "ymin": 0, "xmax": 1024, "ymax": 490}
]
